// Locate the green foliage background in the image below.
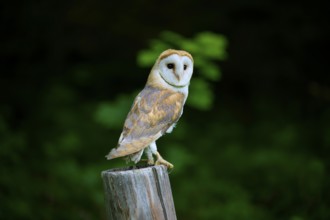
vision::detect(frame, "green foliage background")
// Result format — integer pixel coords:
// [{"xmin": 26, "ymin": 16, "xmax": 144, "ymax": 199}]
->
[{"xmin": 1, "ymin": 1, "xmax": 329, "ymax": 220}]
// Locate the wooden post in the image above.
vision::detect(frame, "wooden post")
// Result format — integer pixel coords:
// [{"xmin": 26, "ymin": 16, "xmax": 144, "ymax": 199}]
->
[{"xmin": 101, "ymin": 165, "xmax": 177, "ymax": 220}]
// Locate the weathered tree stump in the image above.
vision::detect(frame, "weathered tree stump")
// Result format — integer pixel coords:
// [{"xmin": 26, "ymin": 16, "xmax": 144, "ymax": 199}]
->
[{"xmin": 101, "ymin": 165, "xmax": 177, "ymax": 220}]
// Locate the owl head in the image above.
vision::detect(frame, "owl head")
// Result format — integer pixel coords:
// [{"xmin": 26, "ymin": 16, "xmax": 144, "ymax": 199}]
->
[{"xmin": 149, "ymin": 49, "xmax": 194, "ymax": 90}]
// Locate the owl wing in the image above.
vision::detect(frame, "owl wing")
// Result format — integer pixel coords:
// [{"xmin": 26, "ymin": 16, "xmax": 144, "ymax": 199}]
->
[{"xmin": 106, "ymin": 86, "xmax": 185, "ymax": 159}]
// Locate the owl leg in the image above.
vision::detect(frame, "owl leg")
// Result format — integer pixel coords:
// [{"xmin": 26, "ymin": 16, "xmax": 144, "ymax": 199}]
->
[
  {"xmin": 155, "ymin": 152, "xmax": 174, "ymax": 169},
  {"xmin": 150, "ymin": 142, "xmax": 174, "ymax": 169},
  {"xmin": 145, "ymin": 147, "xmax": 154, "ymax": 165},
  {"xmin": 166, "ymin": 123, "xmax": 176, "ymax": 134},
  {"xmin": 129, "ymin": 150, "xmax": 144, "ymax": 164}
]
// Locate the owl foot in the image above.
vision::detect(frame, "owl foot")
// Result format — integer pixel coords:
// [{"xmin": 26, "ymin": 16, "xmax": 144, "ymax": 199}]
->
[
  {"xmin": 139, "ymin": 158, "xmax": 154, "ymax": 165},
  {"xmin": 155, "ymin": 152, "xmax": 174, "ymax": 169},
  {"xmin": 147, "ymin": 158, "xmax": 154, "ymax": 165}
]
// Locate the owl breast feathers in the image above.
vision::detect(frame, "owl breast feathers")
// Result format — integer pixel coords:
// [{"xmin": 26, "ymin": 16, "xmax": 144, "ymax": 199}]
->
[{"xmin": 106, "ymin": 85, "xmax": 185, "ymax": 159}]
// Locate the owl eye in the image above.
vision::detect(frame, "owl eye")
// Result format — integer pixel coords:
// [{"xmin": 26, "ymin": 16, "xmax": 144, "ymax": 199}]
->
[
  {"xmin": 184, "ymin": 64, "xmax": 187, "ymax": 70},
  {"xmin": 167, "ymin": 63, "xmax": 174, "ymax": 69}
]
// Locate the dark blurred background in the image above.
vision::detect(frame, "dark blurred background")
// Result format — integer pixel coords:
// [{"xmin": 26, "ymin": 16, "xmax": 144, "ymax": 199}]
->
[{"xmin": 1, "ymin": 0, "xmax": 329, "ymax": 219}]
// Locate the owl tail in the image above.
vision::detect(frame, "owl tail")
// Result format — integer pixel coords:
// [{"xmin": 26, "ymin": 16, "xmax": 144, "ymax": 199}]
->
[
  {"xmin": 105, "ymin": 144, "xmax": 137, "ymax": 160},
  {"xmin": 106, "ymin": 137, "xmax": 158, "ymax": 160},
  {"xmin": 105, "ymin": 148, "xmax": 117, "ymax": 160},
  {"xmin": 129, "ymin": 150, "xmax": 144, "ymax": 163},
  {"xmin": 105, "ymin": 153, "xmax": 112, "ymax": 160}
]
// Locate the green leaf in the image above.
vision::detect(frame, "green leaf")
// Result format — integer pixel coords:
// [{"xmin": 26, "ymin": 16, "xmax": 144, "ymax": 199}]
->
[
  {"xmin": 187, "ymin": 78, "xmax": 214, "ymax": 110},
  {"xmin": 180, "ymin": 40, "xmax": 200, "ymax": 53},
  {"xmin": 203, "ymin": 66, "xmax": 221, "ymax": 81},
  {"xmin": 137, "ymin": 50, "xmax": 159, "ymax": 67},
  {"xmin": 94, "ymin": 94, "xmax": 135, "ymax": 129},
  {"xmin": 137, "ymin": 40, "xmax": 170, "ymax": 67},
  {"xmin": 149, "ymin": 39, "xmax": 171, "ymax": 52},
  {"xmin": 195, "ymin": 32, "xmax": 228, "ymax": 59},
  {"xmin": 198, "ymin": 61, "xmax": 221, "ymax": 81},
  {"xmin": 160, "ymin": 31, "xmax": 184, "ymax": 45},
  {"xmin": 166, "ymin": 144, "xmax": 195, "ymax": 174}
]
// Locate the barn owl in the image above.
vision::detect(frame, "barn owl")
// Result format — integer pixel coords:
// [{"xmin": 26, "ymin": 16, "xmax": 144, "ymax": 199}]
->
[{"xmin": 105, "ymin": 49, "xmax": 193, "ymax": 169}]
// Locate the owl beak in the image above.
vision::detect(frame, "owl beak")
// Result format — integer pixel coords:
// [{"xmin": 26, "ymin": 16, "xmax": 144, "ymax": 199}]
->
[{"xmin": 173, "ymin": 71, "xmax": 180, "ymax": 81}]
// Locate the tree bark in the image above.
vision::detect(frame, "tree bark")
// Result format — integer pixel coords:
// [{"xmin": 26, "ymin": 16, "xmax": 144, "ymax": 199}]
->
[{"xmin": 101, "ymin": 165, "xmax": 177, "ymax": 220}]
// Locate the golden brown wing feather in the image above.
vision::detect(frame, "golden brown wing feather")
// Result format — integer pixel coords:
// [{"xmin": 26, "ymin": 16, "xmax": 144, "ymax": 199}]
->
[{"xmin": 106, "ymin": 86, "xmax": 185, "ymax": 159}]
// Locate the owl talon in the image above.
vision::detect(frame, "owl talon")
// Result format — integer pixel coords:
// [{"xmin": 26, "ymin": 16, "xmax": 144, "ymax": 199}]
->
[
  {"xmin": 139, "ymin": 158, "xmax": 155, "ymax": 165},
  {"xmin": 147, "ymin": 158, "xmax": 155, "ymax": 165},
  {"xmin": 155, "ymin": 152, "xmax": 174, "ymax": 169}
]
